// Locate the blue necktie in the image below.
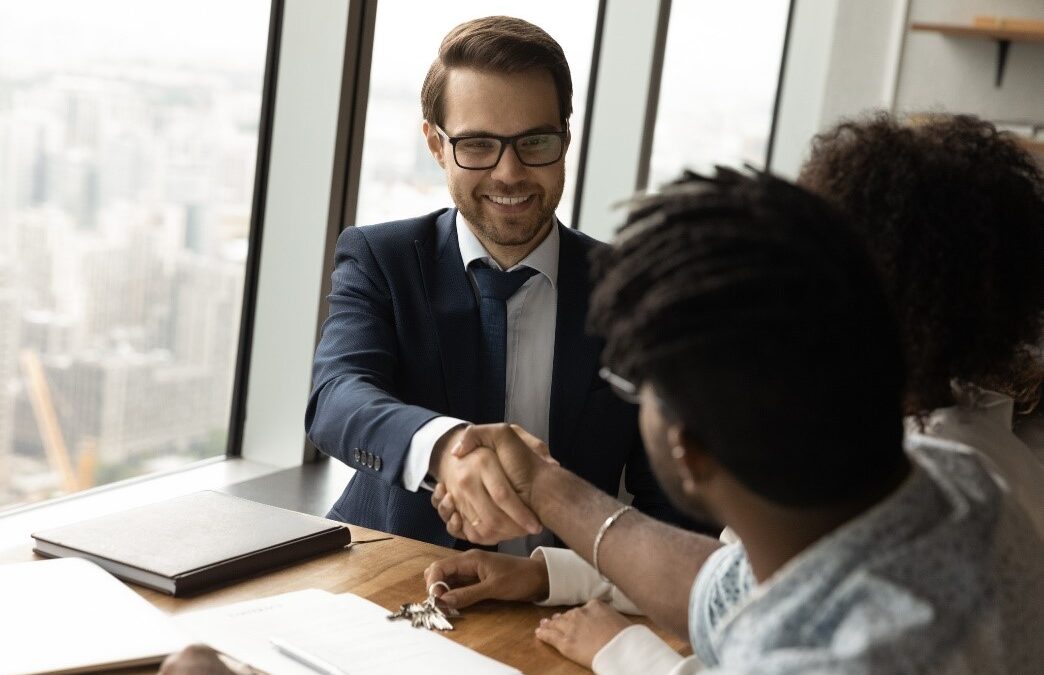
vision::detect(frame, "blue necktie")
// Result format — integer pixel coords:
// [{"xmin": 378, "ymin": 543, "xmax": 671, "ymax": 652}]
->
[{"xmin": 470, "ymin": 263, "xmax": 539, "ymax": 423}]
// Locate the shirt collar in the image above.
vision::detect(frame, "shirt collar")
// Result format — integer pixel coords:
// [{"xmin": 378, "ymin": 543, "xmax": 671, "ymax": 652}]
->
[
  {"xmin": 950, "ymin": 382, "xmax": 1016, "ymax": 430},
  {"xmin": 455, "ymin": 210, "xmax": 559, "ymax": 288}
]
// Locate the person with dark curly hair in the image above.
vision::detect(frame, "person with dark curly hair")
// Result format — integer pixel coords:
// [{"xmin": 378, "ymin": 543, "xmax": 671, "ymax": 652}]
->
[
  {"xmin": 798, "ymin": 113, "xmax": 1044, "ymax": 537},
  {"xmin": 417, "ymin": 169, "xmax": 1043, "ymax": 674}
]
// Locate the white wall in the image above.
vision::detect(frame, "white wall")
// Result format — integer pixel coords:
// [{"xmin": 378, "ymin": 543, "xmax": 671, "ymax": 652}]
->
[
  {"xmin": 771, "ymin": 0, "xmax": 908, "ymax": 178},
  {"xmin": 895, "ymin": 0, "xmax": 1044, "ymax": 120},
  {"xmin": 769, "ymin": 0, "xmax": 841, "ymax": 178},
  {"xmin": 771, "ymin": 0, "xmax": 1044, "ymax": 177},
  {"xmin": 818, "ymin": 0, "xmax": 910, "ymax": 125}
]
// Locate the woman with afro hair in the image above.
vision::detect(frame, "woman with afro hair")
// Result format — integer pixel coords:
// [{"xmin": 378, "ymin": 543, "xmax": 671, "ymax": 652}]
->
[{"xmin": 799, "ymin": 112, "xmax": 1044, "ymax": 537}]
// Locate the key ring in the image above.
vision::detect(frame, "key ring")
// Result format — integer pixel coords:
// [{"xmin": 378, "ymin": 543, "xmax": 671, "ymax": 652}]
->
[{"xmin": 428, "ymin": 580, "xmax": 450, "ymax": 597}]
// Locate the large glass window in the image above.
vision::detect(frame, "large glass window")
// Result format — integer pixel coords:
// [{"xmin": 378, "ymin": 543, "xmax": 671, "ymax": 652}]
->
[
  {"xmin": 0, "ymin": 0, "xmax": 271, "ymax": 511},
  {"xmin": 354, "ymin": 1, "xmax": 600, "ymax": 228},
  {"xmin": 648, "ymin": 1, "xmax": 790, "ymax": 188}
]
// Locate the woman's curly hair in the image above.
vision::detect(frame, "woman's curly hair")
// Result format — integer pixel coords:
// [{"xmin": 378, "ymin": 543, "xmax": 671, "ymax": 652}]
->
[{"xmin": 798, "ymin": 113, "xmax": 1044, "ymax": 416}]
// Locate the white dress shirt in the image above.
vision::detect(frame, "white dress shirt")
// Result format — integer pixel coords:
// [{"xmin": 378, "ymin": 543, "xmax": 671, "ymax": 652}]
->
[
  {"xmin": 402, "ymin": 212, "xmax": 559, "ymax": 499},
  {"xmin": 910, "ymin": 382, "xmax": 1044, "ymax": 539}
]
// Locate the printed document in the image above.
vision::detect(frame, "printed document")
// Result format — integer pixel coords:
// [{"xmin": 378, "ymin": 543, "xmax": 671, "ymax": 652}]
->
[
  {"xmin": 175, "ymin": 588, "xmax": 520, "ymax": 674},
  {"xmin": 0, "ymin": 558, "xmax": 187, "ymax": 675}
]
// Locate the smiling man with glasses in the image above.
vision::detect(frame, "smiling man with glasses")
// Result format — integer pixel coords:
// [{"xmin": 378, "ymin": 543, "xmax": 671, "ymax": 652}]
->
[{"xmin": 306, "ymin": 16, "xmax": 707, "ymax": 554}]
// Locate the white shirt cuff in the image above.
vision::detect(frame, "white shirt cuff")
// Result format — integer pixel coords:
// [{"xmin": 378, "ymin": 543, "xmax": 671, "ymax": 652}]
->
[
  {"xmin": 532, "ymin": 546, "xmax": 641, "ymax": 615},
  {"xmin": 592, "ymin": 624, "xmax": 693, "ymax": 675},
  {"xmin": 402, "ymin": 417, "xmax": 467, "ymax": 492}
]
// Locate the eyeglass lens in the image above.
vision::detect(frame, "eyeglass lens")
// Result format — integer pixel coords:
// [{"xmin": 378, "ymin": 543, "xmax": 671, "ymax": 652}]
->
[{"xmin": 454, "ymin": 134, "xmax": 563, "ymax": 169}]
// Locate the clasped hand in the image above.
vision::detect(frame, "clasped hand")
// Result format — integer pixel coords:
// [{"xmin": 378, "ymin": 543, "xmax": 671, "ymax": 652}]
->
[{"xmin": 431, "ymin": 424, "xmax": 555, "ymax": 545}]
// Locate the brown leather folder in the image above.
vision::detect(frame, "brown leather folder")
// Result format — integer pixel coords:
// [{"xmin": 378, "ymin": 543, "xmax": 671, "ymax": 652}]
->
[{"xmin": 31, "ymin": 490, "xmax": 352, "ymax": 596}]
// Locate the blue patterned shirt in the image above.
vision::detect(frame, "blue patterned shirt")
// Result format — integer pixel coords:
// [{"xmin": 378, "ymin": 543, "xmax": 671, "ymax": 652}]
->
[{"xmin": 687, "ymin": 436, "xmax": 1044, "ymax": 674}]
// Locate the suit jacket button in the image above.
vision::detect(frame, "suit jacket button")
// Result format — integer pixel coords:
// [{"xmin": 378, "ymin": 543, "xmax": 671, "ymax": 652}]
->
[
  {"xmin": 353, "ymin": 448, "xmax": 361, "ymax": 462},
  {"xmin": 374, "ymin": 456, "xmax": 382, "ymax": 471}
]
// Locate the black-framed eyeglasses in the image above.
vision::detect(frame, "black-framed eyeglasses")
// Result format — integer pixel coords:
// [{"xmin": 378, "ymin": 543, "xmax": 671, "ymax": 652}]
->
[
  {"xmin": 435, "ymin": 124, "xmax": 567, "ymax": 170},
  {"xmin": 599, "ymin": 367, "xmax": 640, "ymax": 405}
]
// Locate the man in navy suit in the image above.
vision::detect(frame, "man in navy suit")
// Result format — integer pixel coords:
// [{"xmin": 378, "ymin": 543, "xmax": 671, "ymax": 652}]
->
[{"xmin": 306, "ymin": 16, "xmax": 703, "ymax": 551}]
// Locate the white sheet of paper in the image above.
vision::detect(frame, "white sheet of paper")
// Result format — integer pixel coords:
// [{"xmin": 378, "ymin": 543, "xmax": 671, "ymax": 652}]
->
[
  {"xmin": 0, "ymin": 558, "xmax": 188, "ymax": 675},
  {"xmin": 174, "ymin": 588, "xmax": 520, "ymax": 675}
]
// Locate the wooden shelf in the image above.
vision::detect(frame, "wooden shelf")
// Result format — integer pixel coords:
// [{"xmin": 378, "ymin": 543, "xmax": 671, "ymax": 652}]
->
[
  {"xmin": 910, "ymin": 17, "xmax": 1044, "ymax": 86},
  {"xmin": 910, "ymin": 22, "xmax": 1044, "ymax": 44},
  {"xmin": 1016, "ymin": 137, "xmax": 1044, "ymax": 155}
]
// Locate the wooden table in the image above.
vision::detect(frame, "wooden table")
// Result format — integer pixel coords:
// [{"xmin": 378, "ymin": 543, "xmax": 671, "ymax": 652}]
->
[{"xmin": 1, "ymin": 525, "xmax": 688, "ymax": 674}]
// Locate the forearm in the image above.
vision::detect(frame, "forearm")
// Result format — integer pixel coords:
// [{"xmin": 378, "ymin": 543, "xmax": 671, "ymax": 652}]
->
[{"xmin": 531, "ymin": 464, "xmax": 720, "ymax": 638}]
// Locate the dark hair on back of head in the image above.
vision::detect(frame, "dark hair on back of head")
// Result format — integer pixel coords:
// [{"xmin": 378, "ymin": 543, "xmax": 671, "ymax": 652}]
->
[
  {"xmin": 798, "ymin": 113, "xmax": 1044, "ymax": 416},
  {"xmin": 588, "ymin": 168, "xmax": 906, "ymax": 508},
  {"xmin": 421, "ymin": 16, "xmax": 573, "ymax": 128}
]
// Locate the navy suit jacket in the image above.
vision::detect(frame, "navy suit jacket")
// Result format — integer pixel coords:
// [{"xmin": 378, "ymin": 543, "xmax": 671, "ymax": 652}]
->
[{"xmin": 306, "ymin": 208, "xmax": 697, "ymax": 547}]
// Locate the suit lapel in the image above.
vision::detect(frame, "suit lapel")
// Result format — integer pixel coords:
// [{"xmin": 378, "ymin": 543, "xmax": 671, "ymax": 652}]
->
[
  {"xmin": 416, "ymin": 209, "xmax": 483, "ymax": 424},
  {"xmin": 549, "ymin": 226, "xmax": 602, "ymax": 456}
]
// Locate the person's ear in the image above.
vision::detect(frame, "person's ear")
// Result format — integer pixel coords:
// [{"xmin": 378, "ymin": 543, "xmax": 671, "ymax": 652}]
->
[
  {"xmin": 666, "ymin": 425, "xmax": 713, "ymax": 496},
  {"xmin": 422, "ymin": 120, "xmax": 447, "ymax": 169}
]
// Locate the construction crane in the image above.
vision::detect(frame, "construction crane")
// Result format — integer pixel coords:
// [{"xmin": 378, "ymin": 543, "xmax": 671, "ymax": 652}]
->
[{"xmin": 19, "ymin": 349, "xmax": 94, "ymax": 493}]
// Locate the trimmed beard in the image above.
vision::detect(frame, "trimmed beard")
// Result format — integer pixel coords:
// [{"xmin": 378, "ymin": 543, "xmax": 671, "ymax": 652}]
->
[{"xmin": 452, "ymin": 166, "xmax": 565, "ymax": 249}]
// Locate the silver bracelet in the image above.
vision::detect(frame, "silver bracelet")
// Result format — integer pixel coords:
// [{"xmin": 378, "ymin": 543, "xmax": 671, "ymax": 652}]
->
[{"xmin": 592, "ymin": 504, "xmax": 633, "ymax": 583}]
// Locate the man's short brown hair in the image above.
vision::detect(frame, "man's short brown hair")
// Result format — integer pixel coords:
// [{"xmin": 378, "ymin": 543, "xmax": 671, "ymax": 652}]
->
[{"xmin": 421, "ymin": 16, "xmax": 573, "ymax": 129}]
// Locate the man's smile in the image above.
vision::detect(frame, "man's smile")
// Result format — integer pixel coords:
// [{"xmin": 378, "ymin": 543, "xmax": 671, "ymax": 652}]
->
[
  {"xmin": 482, "ymin": 193, "xmax": 538, "ymax": 214},
  {"xmin": 485, "ymin": 194, "xmax": 534, "ymax": 205}
]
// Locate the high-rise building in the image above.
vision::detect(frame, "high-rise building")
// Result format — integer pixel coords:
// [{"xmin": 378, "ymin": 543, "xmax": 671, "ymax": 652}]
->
[
  {"xmin": 0, "ymin": 261, "xmax": 19, "ymax": 497},
  {"xmin": 30, "ymin": 130, "xmax": 50, "ymax": 206},
  {"xmin": 1, "ymin": 52, "xmax": 258, "ymax": 510},
  {"xmin": 171, "ymin": 251, "xmax": 244, "ymax": 430},
  {"xmin": 0, "ymin": 112, "xmax": 15, "ymax": 253},
  {"xmin": 14, "ymin": 349, "xmax": 216, "ymax": 472}
]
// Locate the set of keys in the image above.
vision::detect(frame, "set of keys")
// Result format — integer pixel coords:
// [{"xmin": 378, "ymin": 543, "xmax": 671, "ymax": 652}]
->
[{"xmin": 387, "ymin": 581, "xmax": 460, "ymax": 631}]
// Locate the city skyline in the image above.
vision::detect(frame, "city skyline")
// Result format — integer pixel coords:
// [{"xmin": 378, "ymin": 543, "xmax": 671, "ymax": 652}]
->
[
  {"xmin": 0, "ymin": 1, "xmax": 787, "ymax": 511},
  {"xmin": 0, "ymin": 14, "xmax": 266, "ymax": 510}
]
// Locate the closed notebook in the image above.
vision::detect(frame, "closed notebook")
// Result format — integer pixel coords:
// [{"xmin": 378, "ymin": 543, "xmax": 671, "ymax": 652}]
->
[{"xmin": 31, "ymin": 490, "xmax": 352, "ymax": 596}]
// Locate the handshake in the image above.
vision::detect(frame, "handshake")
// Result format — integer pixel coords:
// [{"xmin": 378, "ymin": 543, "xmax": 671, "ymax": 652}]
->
[{"xmin": 429, "ymin": 424, "xmax": 560, "ymax": 545}]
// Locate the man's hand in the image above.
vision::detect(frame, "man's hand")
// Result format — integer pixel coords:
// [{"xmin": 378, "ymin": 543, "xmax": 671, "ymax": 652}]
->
[
  {"xmin": 535, "ymin": 600, "xmax": 634, "ymax": 669},
  {"xmin": 451, "ymin": 424, "xmax": 552, "ymax": 505},
  {"xmin": 424, "ymin": 549, "xmax": 550, "ymax": 609},
  {"xmin": 159, "ymin": 645, "xmax": 257, "ymax": 674},
  {"xmin": 429, "ymin": 425, "xmax": 542, "ymax": 545},
  {"xmin": 432, "ymin": 424, "xmax": 558, "ymax": 542}
]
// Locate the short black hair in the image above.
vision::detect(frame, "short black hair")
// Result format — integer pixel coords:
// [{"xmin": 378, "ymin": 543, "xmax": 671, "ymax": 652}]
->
[
  {"xmin": 588, "ymin": 169, "xmax": 906, "ymax": 507},
  {"xmin": 799, "ymin": 113, "xmax": 1044, "ymax": 415}
]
